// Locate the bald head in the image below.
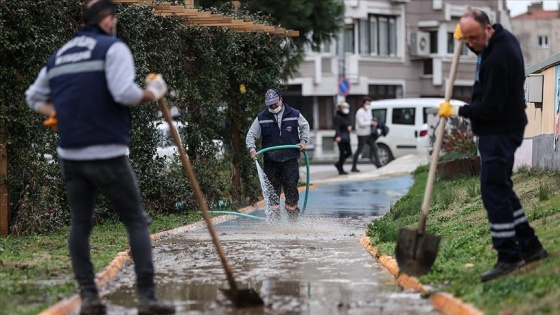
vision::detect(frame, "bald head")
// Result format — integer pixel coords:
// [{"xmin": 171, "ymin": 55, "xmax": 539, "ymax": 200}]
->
[{"xmin": 459, "ymin": 9, "xmax": 494, "ymax": 52}]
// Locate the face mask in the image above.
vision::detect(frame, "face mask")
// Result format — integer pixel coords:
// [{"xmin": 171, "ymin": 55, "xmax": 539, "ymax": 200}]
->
[
  {"xmin": 364, "ymin": 105, "xmax": 371, "ymax": 110},
  {"xmin": 268, "ymin": 106, "xmax": 282, "ymax": 114},
  {"xmin": 341, "ymin": 109, "xmax": 350, "ymax": 114}
]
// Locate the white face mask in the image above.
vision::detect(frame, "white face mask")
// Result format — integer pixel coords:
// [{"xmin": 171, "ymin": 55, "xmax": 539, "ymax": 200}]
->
[
  {"xmin": 268, "ymin": 106, "xmax": 282, "ymax": 114},
  {"xmin": 341, "ymin": 109, "xmax": 350, "ymax": 114}
]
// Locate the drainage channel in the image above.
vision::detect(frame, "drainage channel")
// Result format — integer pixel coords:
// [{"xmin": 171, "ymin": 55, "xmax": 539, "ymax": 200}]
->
[{"xmin": 96, "ymin": 176, "xmax": 441, "ymax": 315}]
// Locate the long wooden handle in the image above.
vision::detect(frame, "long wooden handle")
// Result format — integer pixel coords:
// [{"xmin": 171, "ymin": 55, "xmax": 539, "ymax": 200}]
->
[
  {"xmin": 158, "ymin": 97, "xmax": 238, "ymax": 290},
  {"xmin": 418, "ymin": 21, "xmax": 465, "ymax": 233}
]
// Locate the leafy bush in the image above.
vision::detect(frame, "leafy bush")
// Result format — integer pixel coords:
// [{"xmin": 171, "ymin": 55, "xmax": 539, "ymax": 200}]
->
[{"xmin": 1, "ymin": 1, "xmax": 287, "ymax": 234}]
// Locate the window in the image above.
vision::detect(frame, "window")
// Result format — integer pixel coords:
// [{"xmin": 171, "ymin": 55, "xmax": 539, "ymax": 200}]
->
[
  {"xmin": 538, "ymin": 35, "xmax": 549, "ymax": 48},
  {"xmin": 423, "ymin": 59, "xmax": 433, "ymax": 75},
  {"xmin": 392, "ymin": 108, "xmax": 415, "ymax": 125},
  {"xmin": 429, "ymin": 31, "xmax": 438, "ymax": 53},
  {"xmin": 344, "ymin": 26, "xmax": 355, "ymax": 53},
  {"xmin": 452, "ymin": 86, "xmax": 472, "ymax": 103},
  {"xmin": 358, "ymin": 15, "xmax": 397, "ymax": 56},
  {"xmin": 372, "ymin": 109, "xmax": 387, "ymax": 124},
  {"xmin": 369, "ymin": 85, "xmax": 403, "ymax": 100}
]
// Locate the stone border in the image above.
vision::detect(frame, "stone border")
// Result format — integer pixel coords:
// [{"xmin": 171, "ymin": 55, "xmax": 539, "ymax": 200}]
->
[{"xmin": 359, "ymin": 234, "xmax": 483, "ymax": 315}]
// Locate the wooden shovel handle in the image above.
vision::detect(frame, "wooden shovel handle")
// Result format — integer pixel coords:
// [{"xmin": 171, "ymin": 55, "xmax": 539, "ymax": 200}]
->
[
  {"xmin": 158, "ymin": 97, "xmax": 238, "ymax": 291},
  {"xmin": 418, "ymin": 15, "xmax": 466, "ymax": 233}
]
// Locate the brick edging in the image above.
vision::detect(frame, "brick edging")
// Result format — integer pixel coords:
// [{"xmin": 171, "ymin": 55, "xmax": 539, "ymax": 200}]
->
[{"xmin": 359, "ymin": 234, "xmax": 484, "ymax": 315}]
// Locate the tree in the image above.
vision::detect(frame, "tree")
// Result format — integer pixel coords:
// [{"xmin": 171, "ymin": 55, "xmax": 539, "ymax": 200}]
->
[{"xmin": 196, "ymin": 0, "xmax": 345, "ymax": 80}]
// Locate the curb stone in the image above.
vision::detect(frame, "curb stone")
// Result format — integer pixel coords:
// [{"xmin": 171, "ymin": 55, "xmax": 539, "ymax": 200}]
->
[{"xmin": 359, "ymin": 234, "xmax": 484, "ymax": 315}]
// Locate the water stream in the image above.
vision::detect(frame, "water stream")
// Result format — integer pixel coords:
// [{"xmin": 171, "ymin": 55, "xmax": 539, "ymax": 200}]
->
[{"xmin": 254, "ymin": 159, "xmax": 280, "ymax": 220}]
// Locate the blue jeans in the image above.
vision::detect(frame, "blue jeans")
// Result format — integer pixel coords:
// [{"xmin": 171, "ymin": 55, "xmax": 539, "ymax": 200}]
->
[{"xmin": 60, "ymin": 156, "xmax": 155, "ymax": 294}]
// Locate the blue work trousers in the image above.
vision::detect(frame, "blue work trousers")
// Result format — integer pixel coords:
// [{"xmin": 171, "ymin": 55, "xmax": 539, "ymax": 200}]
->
[
  {"xmin": 479, "ymin": 132, "xmax": 541, "ymax": 263},
  {"xmin": 263, "ymin": 158, "xmax": 300, "ymax": 207}
]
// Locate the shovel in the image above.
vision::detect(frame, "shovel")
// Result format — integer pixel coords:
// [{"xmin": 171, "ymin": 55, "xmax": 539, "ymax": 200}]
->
[
  {"xmin": 395, "ymin": 20, "xmax": 465, "ymax": 277},
  {"xmin": 157, "ymin": 96, "xmax": 264, "ymax": 307}
]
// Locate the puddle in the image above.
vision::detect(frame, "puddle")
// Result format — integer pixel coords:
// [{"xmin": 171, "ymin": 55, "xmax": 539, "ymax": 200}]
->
[{"xmin": 97, "ymin": 176, "xmax": 440, "ymax": 314}]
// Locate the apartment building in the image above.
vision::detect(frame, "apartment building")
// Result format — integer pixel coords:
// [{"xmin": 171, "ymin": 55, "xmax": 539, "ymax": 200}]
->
[
  {"xmin": 510, "ymin": 1, "xmax": 560, "ymax": 67},
  {"xmin": 283, "ymin": 0, "xmax": 511, "ymax": 160}
]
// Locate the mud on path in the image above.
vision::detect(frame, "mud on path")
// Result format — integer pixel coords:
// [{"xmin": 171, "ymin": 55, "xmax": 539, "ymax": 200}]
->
[{"xmin": 98, "ymin": 177, "xmax": 440, "ymax": 315}]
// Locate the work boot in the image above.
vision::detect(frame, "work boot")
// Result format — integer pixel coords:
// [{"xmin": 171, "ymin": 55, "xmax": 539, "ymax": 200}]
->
[
  {"xmin": 351, "ymin": 168, "xmax": 360, "ymax": 172},
  {"xmin": 480, "ymin": 260, "xmax": 525, "ymax": 282},
  {"xmin": 523, "ymin": 247, "xmax": 548, "ymax": 263},
  {"xmin": 138, "ymin": 295, "xmax": 176, "ymax": 315},
  {"xmin": 79, "ymin": 289, "xmax": 106, "ymax": 315},
  {"xmin": 286, "ymin": 207, "xmax": 300, "ymax": 223},
  {"xmin": 267, "ymin": 209, "xmax": 281, "ymax": 223}
]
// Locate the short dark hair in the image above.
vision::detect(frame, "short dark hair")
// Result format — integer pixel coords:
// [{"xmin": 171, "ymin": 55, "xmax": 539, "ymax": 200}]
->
[
  {"xmin": 462, "ymin": 9, "xmax": 491, "ymax": 27},
  {"xmin": 361, "ymin": 96, "xmax": 371, "ymax": 106},
  {"xmin": 83, "ymin": 0, "xmax": 116, "ymax": 25}
]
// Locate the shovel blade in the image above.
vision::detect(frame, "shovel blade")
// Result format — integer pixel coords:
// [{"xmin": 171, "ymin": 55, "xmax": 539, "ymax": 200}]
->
[
  {"xmin": 220, "ymin": 288, "xmax": 264, "ymax": 308},
  {"xmin": 396, "ymin": 227, "xmax": 441, "ymax": 277}
]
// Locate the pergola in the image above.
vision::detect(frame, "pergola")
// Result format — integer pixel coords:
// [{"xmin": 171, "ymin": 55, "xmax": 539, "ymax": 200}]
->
[{"xmin": 112, "ymin": 0, "xmax": 300, "ymax": 36}]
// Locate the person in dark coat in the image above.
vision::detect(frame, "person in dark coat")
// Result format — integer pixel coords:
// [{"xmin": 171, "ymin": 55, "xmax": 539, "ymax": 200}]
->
[
  {"xmin": 439, "ymin": 9, "xmax": 547, "ymax": 282},
  {"xmin": 333, "ymin": 101, "xmax": 353, "ymax": 175}
]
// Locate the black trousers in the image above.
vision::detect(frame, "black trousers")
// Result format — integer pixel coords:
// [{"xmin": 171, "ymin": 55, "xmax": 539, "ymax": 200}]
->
[
  {"xmin": 336, "ymin": 141, "xmax": 352, "ymax": 168},
  {"xmin": 60, "ymin": 156, "xmax": 155, "ymax": 295},
  {"xmin": 263, "ymin": 158, "xmax": 300, "ymax": 207},
  {"xmin": 479, "ymin": 132, "xmax": 542, "ymax": 263},
  {"xmin": 352, "ymin": 135, "xmax": 381, "ymax": 168}
]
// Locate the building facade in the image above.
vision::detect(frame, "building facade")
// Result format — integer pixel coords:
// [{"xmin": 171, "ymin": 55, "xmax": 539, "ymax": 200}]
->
[
  {"xmin": 510, "ymin": 1, "xmax": 560, "ymax": 67},
  {"xmin": 283, "ymin": 0, "xmax": 511, "ymax": 161}
]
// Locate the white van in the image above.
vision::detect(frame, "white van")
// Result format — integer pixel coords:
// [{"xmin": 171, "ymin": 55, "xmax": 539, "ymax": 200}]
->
[{"xmin": 365, "ymin": 98, "xmax": 467, "ymax": 165}]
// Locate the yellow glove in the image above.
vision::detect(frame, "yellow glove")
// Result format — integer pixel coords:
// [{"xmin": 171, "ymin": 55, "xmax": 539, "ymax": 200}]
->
[
  {"xmin": 453, "ymin": 24, "xmax": 464, "ymax": 40},
  {"xmin": 438, "ymin": 101, "xmax": 459, "ymax": 118},
  {"xmin": 43, "ymin": 112, "xmax": 58, "ymax": 132}
]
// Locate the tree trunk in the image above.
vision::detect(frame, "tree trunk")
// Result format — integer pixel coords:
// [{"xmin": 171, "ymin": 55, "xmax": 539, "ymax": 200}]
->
[{"xmin": 229, "ymin": 104, "xmax": 242, "ymax": 201}]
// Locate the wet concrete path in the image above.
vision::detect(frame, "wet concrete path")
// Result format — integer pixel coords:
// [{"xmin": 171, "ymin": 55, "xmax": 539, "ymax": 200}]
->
[{"xmin": 99, "ymin": 176, "xmax": 440, "ymax": 314}]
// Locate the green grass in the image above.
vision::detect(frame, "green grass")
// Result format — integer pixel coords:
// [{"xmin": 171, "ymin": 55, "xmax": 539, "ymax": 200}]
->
[
  {"xmin": 367, "ymin": 166, "xmax": 560, "ymax": 315},
  {"xmin": 0, "ymin": 213, "xmax": 199, "ymax": 315}
]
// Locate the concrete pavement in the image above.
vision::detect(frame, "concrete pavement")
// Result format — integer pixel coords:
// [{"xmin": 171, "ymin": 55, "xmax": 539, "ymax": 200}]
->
[{"xmin": 300, "ymin": 154, "xmax": 431, "ymax": 185}]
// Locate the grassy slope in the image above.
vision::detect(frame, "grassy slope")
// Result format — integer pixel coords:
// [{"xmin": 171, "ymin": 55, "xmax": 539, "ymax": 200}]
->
[{"xmin": 367, "ymin": 165, "xmax": 560, "ymax": 315}]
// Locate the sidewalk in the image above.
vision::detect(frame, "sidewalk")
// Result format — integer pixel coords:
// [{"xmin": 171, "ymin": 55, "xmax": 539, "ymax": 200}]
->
[{"xmin": 301, "ymin": 154, "xmax": 431, "ymax": 185}]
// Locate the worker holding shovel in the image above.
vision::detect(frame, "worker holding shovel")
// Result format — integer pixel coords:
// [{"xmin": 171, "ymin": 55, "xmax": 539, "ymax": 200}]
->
[
  {"xmin": 246, "ymin": 88, "xmax": 310, "ymax": 222},
  {"xmin": 25, "ymin": 0, "xmax": 175, "ymax": 314},
  {"xmin": 439, "ymin": 9, "xmax": 548, "ymax": 282}
]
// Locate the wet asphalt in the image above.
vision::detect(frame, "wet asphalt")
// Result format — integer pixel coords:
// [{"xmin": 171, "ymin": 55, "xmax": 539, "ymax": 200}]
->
[{"xmin": 97, "ymin": 155, "xmax": 439, "ymax": 314}]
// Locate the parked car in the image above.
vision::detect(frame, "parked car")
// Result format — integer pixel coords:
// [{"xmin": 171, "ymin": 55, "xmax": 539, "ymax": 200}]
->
[
  {"xmin": 363, "ymin": 98, "xmax": 467, "ymax": 165},
  {"xmin": 153, "ymin": 120, "xmax": 224, "ymax": 161}
]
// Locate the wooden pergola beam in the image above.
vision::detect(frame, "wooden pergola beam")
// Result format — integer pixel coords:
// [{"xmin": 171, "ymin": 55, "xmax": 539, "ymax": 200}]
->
[{"xmin": 113, "ymin": 1, "xmax": 298, "ymax": 37}]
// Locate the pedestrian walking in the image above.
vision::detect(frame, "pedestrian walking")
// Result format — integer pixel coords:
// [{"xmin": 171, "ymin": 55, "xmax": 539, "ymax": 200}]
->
[
  {"xmin": 438, "ymin": 8, "xmax": 548, "ymax": 282},
  {"xmin": 351, "ymin": 97, "xmax": 382, "ymax": 171},
  {"xmin": 246, "ymin": 88, "xmax": 310, "ymax": 222},
  {"xmin": 25, "ymin": 0, "xmax": 175, "ymax": 314},
  {"xmin": 333, "ymin": 101, "xmax": 353, "ymax": 175}
]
